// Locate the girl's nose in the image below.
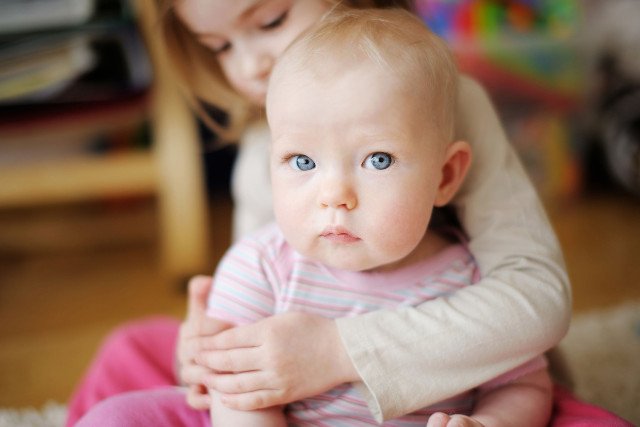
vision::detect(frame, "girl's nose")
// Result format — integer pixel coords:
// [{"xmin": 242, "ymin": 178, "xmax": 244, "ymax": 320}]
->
[
  {"xmin": 241, "ymin": 49, "xmax": 273, "ymax": 81},
  {"xmin": 318, "ymin": 175, "xmax": 357, "ymax": 211}
]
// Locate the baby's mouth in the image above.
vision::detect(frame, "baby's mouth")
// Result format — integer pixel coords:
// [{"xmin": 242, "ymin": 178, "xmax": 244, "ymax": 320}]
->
[{"xmin": 320, "ymin": 226, "xmax": 360, "ymax": 243}]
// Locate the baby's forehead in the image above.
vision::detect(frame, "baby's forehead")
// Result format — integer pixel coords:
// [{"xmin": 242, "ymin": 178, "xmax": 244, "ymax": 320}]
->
[
  {"xmin": 268, "ymin": 63, "xmax": 435, "ymax": 135},
  {"xmin": 269, "ymin": 52, "xmax": 430, "ymax": 111},
  {"xmin": 267, "ymin": 8, "xmax": 457, "ymax": 140},
  {"xmin": 270, "ymin": 29, "xmax": 450, "ymax": 104}
]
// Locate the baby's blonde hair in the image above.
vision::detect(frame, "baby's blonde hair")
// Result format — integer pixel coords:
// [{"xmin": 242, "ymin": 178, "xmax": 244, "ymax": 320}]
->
[
  {"xmin": 271, "ymin": 7, "xmax": 458, "ymax": 141},
  {"xmin": 151, "ymin": 0, "xmax": 415, "ymax": 142}
]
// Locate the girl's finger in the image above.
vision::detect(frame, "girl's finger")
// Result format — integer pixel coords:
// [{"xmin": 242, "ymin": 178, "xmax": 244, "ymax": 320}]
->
[
  {"xmin": 181, "ymin": 320, "xmax": 236, "ymax": 364},
  {"xmin": 181, "ymin": 333, "xmax": 210, "ymax": 364},
  {"xmin": 186, "ymin": 275, "xmax": 212, "ymax": 322},
  {"xmin": 448, "ymin": 415, "xmax": 480, "ymax": 427},
  {"xmin": 220, "ymin": 389, "xmax": 283, "ymax": 411},
  {"xmin": 206, "ymin": 322, "xmax": 262, "ymax": 349},
  {"xmin": 180, "ymin": 364, "xmax": 211, "ymax": 387},
  {"xmin": 205, "ymin": 370, "xmax": 275, "ymax": 394},
  {"xmin": 197, "ymin": 346, "xmax": 263, "ymax": 373},
  {"xmin": 426, "ymin": 412, "xmax": 449, "ymax": 427},
  {"xmin": 179, "ymin": 335, "xmax": 199, "ymax": 363},
  {"xmin": 186, "ymin": 384, "xmax": 211, "ymax": 410},
  {"xmin": 196, "ymin": 317, "xmax": 235, "ymax": 340}
]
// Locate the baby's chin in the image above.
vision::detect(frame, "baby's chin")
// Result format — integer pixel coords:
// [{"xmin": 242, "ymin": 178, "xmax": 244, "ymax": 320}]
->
[
  {"xmin": 308, "ymin": 250, "xmax": 387, "ymax": 273},
  {"xmin": 315, "ymin": 248, "xmax": 421, "ymax": 273},
  {"xmin": 289, "ymin": 236, "xmax": 397, "ymax": 272}
]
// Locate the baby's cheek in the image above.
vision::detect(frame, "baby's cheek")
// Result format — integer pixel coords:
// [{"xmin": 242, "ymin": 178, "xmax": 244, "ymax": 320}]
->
[
  {"xmin": 377, "ymin": 204, "xmax": 430, "ymax": 255},
  {"xmin": 276, "ymin": 205, "xmax": 311, "ymax": 250}
]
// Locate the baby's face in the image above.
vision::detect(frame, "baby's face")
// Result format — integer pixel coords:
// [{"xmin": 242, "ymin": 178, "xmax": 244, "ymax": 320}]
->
[{"xmin": 268, "ymin": 64, "xmax": 448, "ymax": 272}]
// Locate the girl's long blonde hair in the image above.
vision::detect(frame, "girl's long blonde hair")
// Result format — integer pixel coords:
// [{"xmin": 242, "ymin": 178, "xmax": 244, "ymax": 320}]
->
[{"xmin": 153, "ymin": 0, "xmax": 414, "ymax": 142}]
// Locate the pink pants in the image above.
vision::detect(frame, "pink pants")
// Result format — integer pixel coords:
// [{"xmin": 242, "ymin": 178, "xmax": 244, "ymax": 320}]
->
[{"xmin": 67, "ymin": 317, "xmax": 634, "ymax": 427}]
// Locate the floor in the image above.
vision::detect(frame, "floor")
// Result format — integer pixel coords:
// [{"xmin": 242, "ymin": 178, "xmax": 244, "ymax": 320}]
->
[{"xmin": 1, "ymin": 190, "xmax": 639, "ymax": 410}]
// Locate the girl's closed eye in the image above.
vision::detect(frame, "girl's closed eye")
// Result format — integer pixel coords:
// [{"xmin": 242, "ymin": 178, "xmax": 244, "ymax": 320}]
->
[
  {"xmin": 197, "ymin": 2, "xmax": 290, "ymax": 55},
  {"xmin": 363, "ymin": 152, "xmax": 394, "ymax": 170},
  {"xmin": 209, "ymin": 40, "xmax": 231, "ymax": 55},
  {"xmin": 260, "ymin": 9, "xmax": 289, "ymax": 30},
  {"xmin": 196, "ymin": 33, "xmax": 231, "ymax": 55}
]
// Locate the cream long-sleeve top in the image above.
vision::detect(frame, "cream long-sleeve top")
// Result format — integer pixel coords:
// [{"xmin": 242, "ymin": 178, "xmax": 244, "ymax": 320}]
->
[{"xmin": 230, "ymin": 75, "xmax": 571, "ymax": 423}]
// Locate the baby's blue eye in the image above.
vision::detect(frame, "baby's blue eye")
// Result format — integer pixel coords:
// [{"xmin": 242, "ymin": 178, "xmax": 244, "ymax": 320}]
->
[
  {"xmin": 364, "ymin": 152, "xmax": 393, "ymax": 170},
  {"xmin": 288, "ymin": 155, "xmax": 315, "ymax": 171}
]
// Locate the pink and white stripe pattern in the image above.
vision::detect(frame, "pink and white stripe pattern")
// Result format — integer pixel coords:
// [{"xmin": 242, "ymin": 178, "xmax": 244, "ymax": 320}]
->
[{"xmin": 207, "ymin": 223, "xmax": 543, "ymax": 425}]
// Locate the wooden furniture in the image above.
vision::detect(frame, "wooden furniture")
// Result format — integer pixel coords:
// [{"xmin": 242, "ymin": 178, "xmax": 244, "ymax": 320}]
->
[
  {"xmin": 136, "ymin": 0, "xmax": 210, "ymax": 281},
  {"xmin": 0, "ymin": 0, "xmax": 211, "ymax": 283}
]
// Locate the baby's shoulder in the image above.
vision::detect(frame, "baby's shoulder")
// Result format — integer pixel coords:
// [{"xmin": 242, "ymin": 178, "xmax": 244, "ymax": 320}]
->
[{"xmin": 231, "ymin": 223, "xmax": 293, "ymax": 265}]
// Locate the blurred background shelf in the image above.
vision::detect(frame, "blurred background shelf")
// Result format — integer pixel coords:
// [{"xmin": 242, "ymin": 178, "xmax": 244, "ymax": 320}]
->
[{"xmin": 0, "ymin": 0, "xmax": 211, "ymax": 283}]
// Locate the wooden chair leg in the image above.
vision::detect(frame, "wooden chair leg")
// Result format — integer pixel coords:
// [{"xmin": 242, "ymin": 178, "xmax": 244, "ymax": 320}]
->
[
  {"xmin": 153, "ymin": 82, "xmax": 211, "ymax": 283},
  {"xmin": 136, "ymin": 0, "xmax": 211, "ymax": 283}
]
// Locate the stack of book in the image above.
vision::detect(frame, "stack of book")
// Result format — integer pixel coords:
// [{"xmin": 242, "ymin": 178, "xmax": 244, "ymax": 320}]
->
[{"xmin": 0, "ymin": 0, "xmax": 154, "ymax": 206}]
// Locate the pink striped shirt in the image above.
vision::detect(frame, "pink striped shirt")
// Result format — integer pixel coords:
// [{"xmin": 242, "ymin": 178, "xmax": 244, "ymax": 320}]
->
[{"xmin": 208, "ymin": 223, "xmax": 546, "ymax": 426}]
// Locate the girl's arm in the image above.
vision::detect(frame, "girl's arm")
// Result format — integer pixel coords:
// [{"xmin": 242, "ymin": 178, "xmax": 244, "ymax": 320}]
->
[{"xmin": 203, "ymin": 77, "xmax": 570, "ymax": 421}]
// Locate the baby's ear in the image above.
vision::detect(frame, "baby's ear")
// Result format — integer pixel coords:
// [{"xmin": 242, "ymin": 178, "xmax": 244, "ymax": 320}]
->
[{"xmin": 434, "ymin": 140, "xmax": 472, "ymax": 207}]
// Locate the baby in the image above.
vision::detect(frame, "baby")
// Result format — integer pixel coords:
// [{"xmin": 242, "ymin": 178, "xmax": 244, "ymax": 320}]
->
[{"xmin": 206, "ymin": 7, "xmax": 552, "ymax": 427}]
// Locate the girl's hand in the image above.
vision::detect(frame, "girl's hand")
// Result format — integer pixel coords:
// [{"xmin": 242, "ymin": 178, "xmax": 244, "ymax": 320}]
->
[
  {"xmin": 194, "ymin": 312, "xmax": 358, "ymax": 410},
  {"xmin": 177, "ymin": 276, "xmax": 233, "ymax": 410},
  {"xmin": 426, "ymin": 413, "xmax": 485, "ymax": 427}
]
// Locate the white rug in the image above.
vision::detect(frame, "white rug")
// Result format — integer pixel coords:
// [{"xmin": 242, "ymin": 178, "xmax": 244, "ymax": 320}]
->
[
  {"xmin": 558, "ymin": 300, "xmax": 640, "ymax": 425},
  {"xmin": 0, "ymin": 402, "xmax": 66, "ymax": 427}
]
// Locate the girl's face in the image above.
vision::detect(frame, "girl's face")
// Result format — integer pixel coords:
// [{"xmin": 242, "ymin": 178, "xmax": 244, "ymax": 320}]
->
[{"xmin": 174, "ymin": 0, "xmax": 332, "ymax": 106}]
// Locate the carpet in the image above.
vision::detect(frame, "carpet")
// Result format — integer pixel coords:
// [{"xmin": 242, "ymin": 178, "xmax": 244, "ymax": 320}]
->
[
  {"xmin": 0, "ymin": 402, "xmax": 66, "ymax": 427},
  {"xmin": 558, "ymin": 300, "xmax": 640, "ymax": 425}
]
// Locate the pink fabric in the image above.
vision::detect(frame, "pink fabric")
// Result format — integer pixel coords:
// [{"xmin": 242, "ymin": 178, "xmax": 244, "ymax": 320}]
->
[
  {"xmin": 74, "ymin": 387, "xmax": 209, "ymax": 427},
  {"xmin": 66, "ymin": 317, "xmax": 181, "ymax": 426},
  {"xmin": 550, "ymin": 385, "xmax": 634, "ymax": 427},
  {"xmin": 66, "ymin": 318, "xmax": 635, "ymax": 426}
]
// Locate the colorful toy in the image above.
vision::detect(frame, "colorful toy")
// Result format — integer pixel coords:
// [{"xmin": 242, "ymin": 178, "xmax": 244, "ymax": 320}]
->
[{"xmin": 416, "ymin": 0, "xmax": 583, "ymax": 111}]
